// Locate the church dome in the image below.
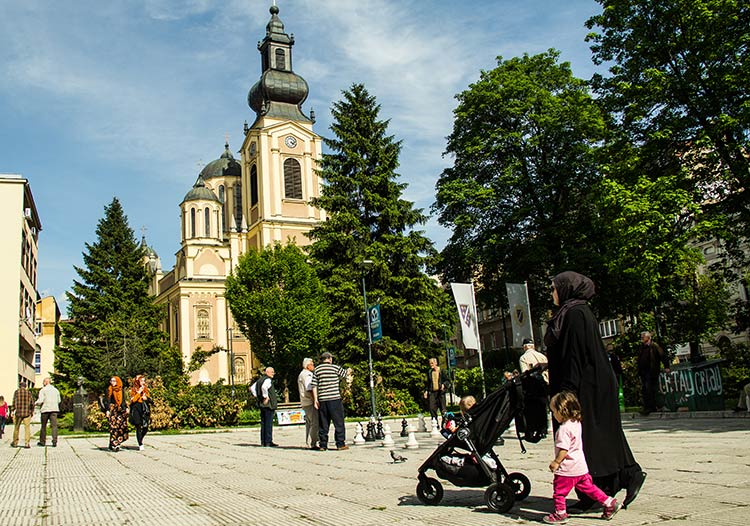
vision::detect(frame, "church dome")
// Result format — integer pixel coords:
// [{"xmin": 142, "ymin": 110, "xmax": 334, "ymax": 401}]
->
[
  {"xmin": 200, "ymin": 142, "xmax": 241, "ymax": 179},
  {"xmin": 248, "ymin": 69, "xmax": 309, "ymax": 114},
  {"xmin": 182, "ymin": 176, "xmax": 221, "ymax": 204}
]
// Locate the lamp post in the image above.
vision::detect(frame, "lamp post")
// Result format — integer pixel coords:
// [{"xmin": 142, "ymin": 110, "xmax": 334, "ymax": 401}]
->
[
  {"xmin": 227, "ymin": 326, "xmax": 235, "ymax": 401},
  {"xmin": 360, "ymin": 259, "xmax": 376, "ymax": 417}
]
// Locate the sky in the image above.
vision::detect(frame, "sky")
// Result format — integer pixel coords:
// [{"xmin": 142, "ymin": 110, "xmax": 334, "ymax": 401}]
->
[{"xmin": 0, "ymin": 0, "xmax": 603, "ymax": 314}]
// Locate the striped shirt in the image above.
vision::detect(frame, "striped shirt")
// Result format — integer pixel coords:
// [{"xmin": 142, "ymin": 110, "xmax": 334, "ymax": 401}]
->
[{"xmin": 311, "ymin": 363, "xmax": 347, "ymax": 402}]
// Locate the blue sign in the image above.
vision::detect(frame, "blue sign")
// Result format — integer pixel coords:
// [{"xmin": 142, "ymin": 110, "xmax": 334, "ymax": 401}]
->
[
  {"xmin": 447, "ymin": 346, "xmax": 457, "ymax": 367},
  {"xmin": 369, "ymin": 304, "xmax": 382, "ymax": 342}
]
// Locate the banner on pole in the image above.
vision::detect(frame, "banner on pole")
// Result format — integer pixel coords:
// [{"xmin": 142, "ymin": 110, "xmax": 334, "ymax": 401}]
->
[
  {"xmin": 505, "ymin": 282, "xmax": 533, "ymax": 347},
  {"xmin": 450, "ymin": 283, "xmax": 481, "ymax": 350},
  {"xmin": 369, "ymin": 304, "xmax": 382, "ymax": 342}
]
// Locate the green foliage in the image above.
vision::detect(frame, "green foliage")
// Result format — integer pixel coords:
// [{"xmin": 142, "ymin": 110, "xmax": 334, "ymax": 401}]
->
[
  {"xmin": 226, "ymin": 241, "xmax": 331, "ymax": 395},
  {"xmin": 307, "ymin": 83, "xmax": 456, "ymax": 409},
  {"xmin": 55, "ymin": 198, "xmax": 184, "ymax": 392},
  {"xmin": 85, "ymin": 401, "xmax": 108, "ymax": 431},
  {"xmin": 717, "ymin": 342, "xmax": 750, "ymax": 401},
  {"xmin": 453, "ymin": 368, "xmax": 485, "ymax": 397},
  {"xmin": 169, "ymin": 383, "xmax": 242, "ymax": 428}
]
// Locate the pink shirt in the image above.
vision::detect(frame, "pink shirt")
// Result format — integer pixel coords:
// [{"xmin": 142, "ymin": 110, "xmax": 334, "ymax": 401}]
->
[
  {"xmin": 553, "ymin": 419, "xmax": 589, "ymax": 477},
  {"xmin": 0, "ymin": 402, "xmax": 7, "ymax": 418}
]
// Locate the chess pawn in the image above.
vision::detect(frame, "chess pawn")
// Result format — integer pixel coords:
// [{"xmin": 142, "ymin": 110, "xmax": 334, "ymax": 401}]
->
[
  {"xmin": 405, "ymin": 424, "xmax": 420, "ymax": 449},
  {"xmin": 354, "ymin": 422, "xmax": 366, "ymax": 445},
  {"xmin": 365, "ymin": 420, "xmax": 377, "ymax": 442},
  {"xmin": 375, "ymin": 418, "xmax": 385, "ymax": 440},
  {"xmin": 382, "ymin": 424, "xmax": 394, "ymax": 447},
  {"xmin": 417, "ymin": 414, "xmax": 427, "ymax": 433},
  {"xmin": 400, "ymin": 418, "xmax": 409, "ymax": 437},
  {"xmin": 430, "ymin": 418, "xmax": 442, "ymax": 439}
]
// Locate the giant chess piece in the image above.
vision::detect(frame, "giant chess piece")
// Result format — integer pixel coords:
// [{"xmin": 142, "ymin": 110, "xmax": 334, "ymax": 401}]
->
[
  {"xmin": 375, "ymin": 416, "xmax": 385, "ymax": 440},
  {"xmin": 417, "ymin": 413, "xmax": 427, "ymax": 433},
  {"xmin": 354, "ymin": 422, "xmax": 366, "ymax": 445},
  {"xmin": 400, "ymin": 418, "xmax": 409, "ymax": 437},
  {"xmin": 430, "ymin": 417, "xmax": 442, "ymax": 439},
  {"xmin": 365, "ymin": 420, "xmax": 377, "ymax": 442},
  {"xmin": 382, "ymin": 423, "xmax": 394, "ymax": 447},
  {"xmin": 405, "ymin": 424, "xmax": 420, "ymax": 449}
]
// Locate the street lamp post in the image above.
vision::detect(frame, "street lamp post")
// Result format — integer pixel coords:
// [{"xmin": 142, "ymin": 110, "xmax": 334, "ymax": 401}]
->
[
  {"xmin": 227, "ymin": 326, "xmax": 235, "ymax": 401},
  {"xmin": 360, "ymin": 259, "xmax": 376, "ymax": 417}
]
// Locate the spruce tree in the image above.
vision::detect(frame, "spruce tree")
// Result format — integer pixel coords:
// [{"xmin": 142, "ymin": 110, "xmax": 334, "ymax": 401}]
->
[
  {"xmin": 55, "ymin": 198, "xmax": 182, "ymax": 392},
  {"xmin": 308, "ymin": 84, "xmax": 455, "ymax": 414}
]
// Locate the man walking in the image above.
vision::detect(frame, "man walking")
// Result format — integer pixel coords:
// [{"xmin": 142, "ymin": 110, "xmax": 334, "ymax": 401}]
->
[
  {"xmin": 36, "ymin": 377, "xmax": 61, "ymax": 447},
  {"xmin": 312, "ymin": 352, "xmax": 352, "ymax": 451},
  {"xmin": 519, "ymin": 338, "xmax": 549, "ymax": 383},
  {"xmin": 11, "ymin": 380, "xmax": 35, "ymax": 448},
  {"xmin": 297, "ymin": 357, "xmax": 319, "ymax": 449},
  {"xmin": 638, "ymin": 331, "xmax": 670, "ymax": 415},
  {"xmin": 423, "ymin": 358, "xmax": 450, "ymax": 423},
  {"xmin": 252, "ymin": 367, "xmax": 278, "ymax": 447}
]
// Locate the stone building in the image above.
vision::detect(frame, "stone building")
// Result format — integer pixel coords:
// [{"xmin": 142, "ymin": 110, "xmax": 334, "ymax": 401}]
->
[
  {"xmin": 147, "ymin": 5, "xmax": 324, "ymax": 385},
  {"xmin": 34, "ymin": 296, "xmax": 60, "ymax": 385}
]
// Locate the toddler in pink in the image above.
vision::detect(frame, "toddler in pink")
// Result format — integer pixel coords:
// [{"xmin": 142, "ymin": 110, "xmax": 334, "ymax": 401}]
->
[{"xmin": 544, "ymin": 391, "xmax": 621, "ymax": 524}]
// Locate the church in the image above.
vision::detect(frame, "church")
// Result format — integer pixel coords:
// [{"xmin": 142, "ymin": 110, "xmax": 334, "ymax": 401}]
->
[{"xmin": 146, "ymin": 5, "xmax": 324, "ymax": 386}]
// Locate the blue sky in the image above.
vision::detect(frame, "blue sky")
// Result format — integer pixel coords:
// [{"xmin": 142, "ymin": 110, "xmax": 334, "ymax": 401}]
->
[{"xmin": 0, "ymin": 0, "xmax": 602, "ymax": 314}]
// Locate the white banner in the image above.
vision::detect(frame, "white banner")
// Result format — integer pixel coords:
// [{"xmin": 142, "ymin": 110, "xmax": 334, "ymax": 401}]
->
[
  {"xmin": 506, "ymin": 282, "xmax": 533, "ymax": 347},
  {"xmin": 450, "ymin": 283, "xmax": 480, "ymax": 350}
]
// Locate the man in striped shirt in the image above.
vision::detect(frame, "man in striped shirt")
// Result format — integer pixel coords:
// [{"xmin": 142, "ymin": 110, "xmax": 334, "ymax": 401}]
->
[{"xmin": 312, "ymin": 352, "xmax": 353, "ymax": 451}]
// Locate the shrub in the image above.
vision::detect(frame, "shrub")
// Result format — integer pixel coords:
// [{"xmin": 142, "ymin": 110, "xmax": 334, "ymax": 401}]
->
[
  {"xmin": 377, "ymin": 388, "xmax": 420, "ymax": 416},
  {"xmin": 86, "ymin": 402, "xmax": 108, "ymax": 431}
]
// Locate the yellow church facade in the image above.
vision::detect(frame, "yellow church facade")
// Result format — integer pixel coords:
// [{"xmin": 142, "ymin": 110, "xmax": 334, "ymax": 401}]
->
[{"xmin": 147, "ymin": 5, "xmax": 324, "ymax": 386}]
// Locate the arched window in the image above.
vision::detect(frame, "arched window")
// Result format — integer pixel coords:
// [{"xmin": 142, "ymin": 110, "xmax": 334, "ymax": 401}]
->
[
  {"xmin": 234, "ymin": 183, "xmax": 243, "ymax": 229},
  {"xmin": 196, "ymin": 308, "xmax": 210, "ymax": 339},
  {"xmin": 250, "ymin": 165, "xmax": 259, "ymax": 206},
  {"xmin": 204, "ymin": 208, "xmax": 211, "ymax": 237},
  {"xmin": 234, "ymin": 357, "xmax": 246, "ymax": 384},
  {"xmin": 275, "ymin": 48, "xmax": 286, "ymax": 70},
  {"xmin": 218, "ymin": 185, "xmax": 225, "ymax": 203},
  {"xmin": 190, "ymin": 208, "xmax": 196, "ymax": 238},
  {"xmin": 283, "ymin": 158, "xmax": 303, "ymax": 199}
]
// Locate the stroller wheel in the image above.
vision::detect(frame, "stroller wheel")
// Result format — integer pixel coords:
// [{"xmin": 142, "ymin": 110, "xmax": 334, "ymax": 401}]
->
[
  {"xmin": 416, "ymin": 477, "xmax": 444, "ymax": 505},
  {"xmin": 485, "ymin": 482, "xmax": 515, "ymax": 513},
  {"xmin": 506, "ymin": 472, "xmax": 531, "ymax": 501}
]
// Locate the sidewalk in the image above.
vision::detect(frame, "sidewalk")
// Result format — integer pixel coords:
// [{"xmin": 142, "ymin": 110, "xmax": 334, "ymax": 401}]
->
[{"xmin": 0, "ymin": 416, "xmax": 747, "ymax": 525}]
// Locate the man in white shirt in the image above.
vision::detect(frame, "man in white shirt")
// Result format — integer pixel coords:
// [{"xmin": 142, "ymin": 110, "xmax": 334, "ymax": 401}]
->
[
  {"xmin": 35, "ymin": 377, "xmax": 62, "ymax": 447},
  {"xmin": 297, "ymin": 357, "xmax": 319, "ymax": 449},
  {"xmin": 519, "ymin": 338, "xmax": 549, "ymax": 383}
]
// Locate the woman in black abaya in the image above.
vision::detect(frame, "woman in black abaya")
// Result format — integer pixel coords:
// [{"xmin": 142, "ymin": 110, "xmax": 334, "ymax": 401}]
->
[{"xmin": 544, "ymin": 271, "xmax": 646, "ymax": 510}]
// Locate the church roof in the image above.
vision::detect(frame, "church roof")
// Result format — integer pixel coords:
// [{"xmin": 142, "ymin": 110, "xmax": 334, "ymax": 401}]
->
[
  {"xmin": 200, "ymin": 142, "xmax": 241, "ymax": 179},
  {"xmin": 182, "ymin": 175, "xmax": 221, "ymax": 204}
]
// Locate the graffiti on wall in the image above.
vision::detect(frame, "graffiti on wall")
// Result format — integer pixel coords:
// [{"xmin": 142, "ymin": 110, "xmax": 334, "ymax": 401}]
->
[{"xmin": 658, "ymin": 364, "xmax": 723, "ymax": 406}]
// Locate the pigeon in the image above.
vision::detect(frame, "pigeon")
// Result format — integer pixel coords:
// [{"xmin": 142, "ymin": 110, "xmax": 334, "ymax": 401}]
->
[{"xmin": 390, "ymin": 450, "xmax": 407, "ymax": 463}]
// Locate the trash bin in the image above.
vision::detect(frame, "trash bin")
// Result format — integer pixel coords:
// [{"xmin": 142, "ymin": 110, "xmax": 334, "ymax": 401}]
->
[{"xmin": 657, "ymin": 358, "xmax": 725, "ymax": 411}]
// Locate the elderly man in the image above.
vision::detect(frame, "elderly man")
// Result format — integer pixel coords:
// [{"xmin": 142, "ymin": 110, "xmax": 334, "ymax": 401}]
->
[
  {"xmin": 519, "ymin": 338, "xmax": 549, "ymax": 383},
  {"xmin": 312, "ymin": 352, "xmax": 352, "ymax": 451},
  {"xmin": 423, "ymin": 358, "xmax": 450, "ymax": 423},
  {"xmin": 11, "ymin": 380, "xmax": 35, "ymax": 449},
  {"xmin": 36, "ymin": 377, "xmax": 62, "ymax": 447},
  {"xmin": 637, "ymin": 331, "xmax": 670, "ymax": 415},
  {"xmin": 252, "ymin": 367, "xmax": 278, "ymax": 447},
  {"xmin": 297, "ymin": 357, "xmax": 319, "ymax": 449}
]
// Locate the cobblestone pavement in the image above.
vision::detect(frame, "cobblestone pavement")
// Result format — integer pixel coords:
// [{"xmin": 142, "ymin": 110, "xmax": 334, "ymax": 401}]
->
[{"xmin": 0, "ymin": 415, "xmax": 747, "ymax": 525}]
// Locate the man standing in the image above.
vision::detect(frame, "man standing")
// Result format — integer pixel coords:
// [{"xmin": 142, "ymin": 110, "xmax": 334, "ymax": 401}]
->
[
  {"xmin": 297, "ymin": 357, "xmax": 319, "ymax": 449},
  {"xmin": 638, "ymin": 331, "xmax": 670, "ymax": 415},
  {"xmin": 11, "ymin": 380, "xmax": 35, "ymax": 448},
  {"xmin": 423, "ymin": 358, "xmax": 450, "ymax": 422},
  {"xmin": 312, "ymin": 352, "xmax": 352, "ymax": 451},
  {"xmin": 36, "ymin": 377, "xmax": 61, "ymax": 447},
  {"xmin": 519, "ymin": 338, "xmax": 549, "ymax": 383},
  {"xmin": 253, "ymin": 367, "xmax": 278, "ymax": 447}
]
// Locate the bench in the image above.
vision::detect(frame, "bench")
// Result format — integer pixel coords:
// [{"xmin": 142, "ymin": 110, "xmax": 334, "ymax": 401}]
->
[{"xmin": 275, "ymin": 402, "xmax": 305, "ymax": 426}]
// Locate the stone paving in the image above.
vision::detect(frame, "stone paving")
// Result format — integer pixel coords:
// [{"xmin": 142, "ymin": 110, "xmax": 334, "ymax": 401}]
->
[{"xmin": 0, "ymin": 414, "xmax": 748, "ymax": 525}]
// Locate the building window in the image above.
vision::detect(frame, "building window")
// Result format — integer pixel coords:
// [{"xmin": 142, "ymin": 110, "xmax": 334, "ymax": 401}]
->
[
  {"xmin": 599, "ymin": 319, "xmax": 619, "ymax": 338},
  {"xmin": 204, "ymin": 208, "xmax": 211, "ymax": 237},
  {"xmin": 234, "ymin": 183, "xmax": 243, "ymax": 229},
  {"xmin": 218, "ymin": 185, "xmax": 225, "ymax": 203},
  {"xmin": 34, "ymin": 351, "xmax": 41, "ymax": 374},
  {"xmin": 234, "ymin": 357, "xmax": 246, "ymax": 384},
  {"xmin": 190, "ymin": 208, "xmax": 196, "ymax": 238},
  {"xmin": 275, "ymin": 48, "xmax": 286, "ymax": 70},
  {"xmin": 283, "ymin": 158, "xmax": 303, "ymax": 199},
  {"xmin": 250, "ymin": 165, "xmax": 259, "ymax": 206},
  {"xmin": 196, "ymin": 308, "xmax": 211, "ymax": 339}
]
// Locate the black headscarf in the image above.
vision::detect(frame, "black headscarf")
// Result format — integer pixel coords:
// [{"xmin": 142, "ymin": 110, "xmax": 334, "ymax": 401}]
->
[{"xmin": 544, "ymin": 271, "xmax": 596, "ymax": 347}]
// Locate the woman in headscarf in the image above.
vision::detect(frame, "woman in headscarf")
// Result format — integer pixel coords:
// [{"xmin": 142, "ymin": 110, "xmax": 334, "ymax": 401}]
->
[
  {"xmin": 129, "ymin": 375, "xmax": 150, "ymax": 451},
  {"xmin": 105, "ymin": 376, "xmax": 129, "ymax": 451},
  {"xmin": 544, "ymin": 271, "xmax": 646, "ymax": 510}
]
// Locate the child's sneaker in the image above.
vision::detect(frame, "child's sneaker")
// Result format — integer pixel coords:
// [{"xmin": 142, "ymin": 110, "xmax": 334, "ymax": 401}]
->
[
  {"xmin": 602, "ymin": 499, "xmax": 621, "ymax": 520},
  {"xmin": 543, "ymin": 511, "xmax": 569, "ymax": 524}
]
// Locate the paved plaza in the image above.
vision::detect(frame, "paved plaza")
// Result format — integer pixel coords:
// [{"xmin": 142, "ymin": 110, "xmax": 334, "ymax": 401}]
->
[{"xmin": 0, "ymin": 414, "xmax": 748, "ymax": 526}]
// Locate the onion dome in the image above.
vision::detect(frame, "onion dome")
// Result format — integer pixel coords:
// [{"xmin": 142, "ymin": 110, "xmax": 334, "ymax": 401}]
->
[
  {"xmin": 199, "ymin": 142, "xmax": 241, "ymax": 179},
  {"xmin": 140, "ymin": 235, "xmax": 158, "ymax": 259},
  {"xmin": 182, "ymin": 175, "xmax": 221, "ymax": 204}
]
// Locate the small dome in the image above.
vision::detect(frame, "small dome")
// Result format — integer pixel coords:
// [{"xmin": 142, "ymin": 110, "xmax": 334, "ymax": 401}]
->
[
  {"xmin": 182, "ymin": 176, "xmax": 221, "ymax": 204},
  {"xmin": 200, "ymin": 142, "xmax": 241, "ymax": 179},
  {"xmin": 140, "ymin": 236, "xmax": 159, "ymax": 259}
]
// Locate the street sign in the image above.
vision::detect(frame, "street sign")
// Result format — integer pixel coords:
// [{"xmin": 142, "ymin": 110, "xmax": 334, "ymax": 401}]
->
[
  {"xmin": 369, "ymin": 304, "xmax": 382, "ymax": 342},
  {"xmin": 448, "ymin": 346, "xmax": 457, "ymax": 367}
]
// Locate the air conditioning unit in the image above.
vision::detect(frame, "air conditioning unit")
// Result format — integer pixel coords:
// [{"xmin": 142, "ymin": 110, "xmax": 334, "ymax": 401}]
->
[{"xmin": 24, "ymin": 208, "xmax": 32, "ymax": 219}]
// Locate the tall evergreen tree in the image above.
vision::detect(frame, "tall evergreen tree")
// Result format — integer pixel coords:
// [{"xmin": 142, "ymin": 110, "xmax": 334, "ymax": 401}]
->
[
  {"xmin": 55, "ymin": 198, "xmax": 182, "ymax": 393},
  {"xmin": 307, "ymin": 84, "xmax": 455, "ymax": 414}
]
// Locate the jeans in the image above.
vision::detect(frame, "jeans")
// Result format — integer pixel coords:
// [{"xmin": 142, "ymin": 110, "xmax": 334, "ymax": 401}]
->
[
  {"xmin": 318, "ymin": 399, "xmax": 346, "ymax": 448},
  {"xmin": 260, "ymin": 407, "xmax": 274, "ymax": 445},
  {"xmin": 39, "ymin": 412, "xmax": 58, "ymax": 445}
]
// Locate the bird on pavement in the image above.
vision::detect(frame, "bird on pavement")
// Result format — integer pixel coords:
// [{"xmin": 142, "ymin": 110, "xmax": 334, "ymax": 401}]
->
[{"xmin": 390, "ymin": 450, "xmax": 407, "ymax": 463}]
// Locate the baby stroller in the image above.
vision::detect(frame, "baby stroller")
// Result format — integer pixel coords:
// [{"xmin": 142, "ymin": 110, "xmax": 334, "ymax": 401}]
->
[{"xmin": 416, "ymin": 366, "xmax": 548, "ymax": 513}]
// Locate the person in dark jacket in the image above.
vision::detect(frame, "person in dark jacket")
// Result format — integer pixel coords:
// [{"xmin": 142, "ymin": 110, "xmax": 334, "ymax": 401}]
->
[
  {"xmin": 544, "ymin": 271, "xmax": 646, "ymax": 511},
  {"xmin": 423, "ymin": 358, "xmax": 450, "ymax": 423},
  {"xmin": 253, "ymin": 367, "xmax": 278, "ymax": 447},
  {"xmin": 637, "ymin": 331, "xmax": 670, "ymax": 415},
  {"xmin": 129, "ymin": 375, "xmax": 150, "ymax": 451}
]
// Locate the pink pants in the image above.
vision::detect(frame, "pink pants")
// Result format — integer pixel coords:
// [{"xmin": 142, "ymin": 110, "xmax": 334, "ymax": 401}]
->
[{"xmin": 552, "ymin": 473, "xmax": 609, "ymax": 512}]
